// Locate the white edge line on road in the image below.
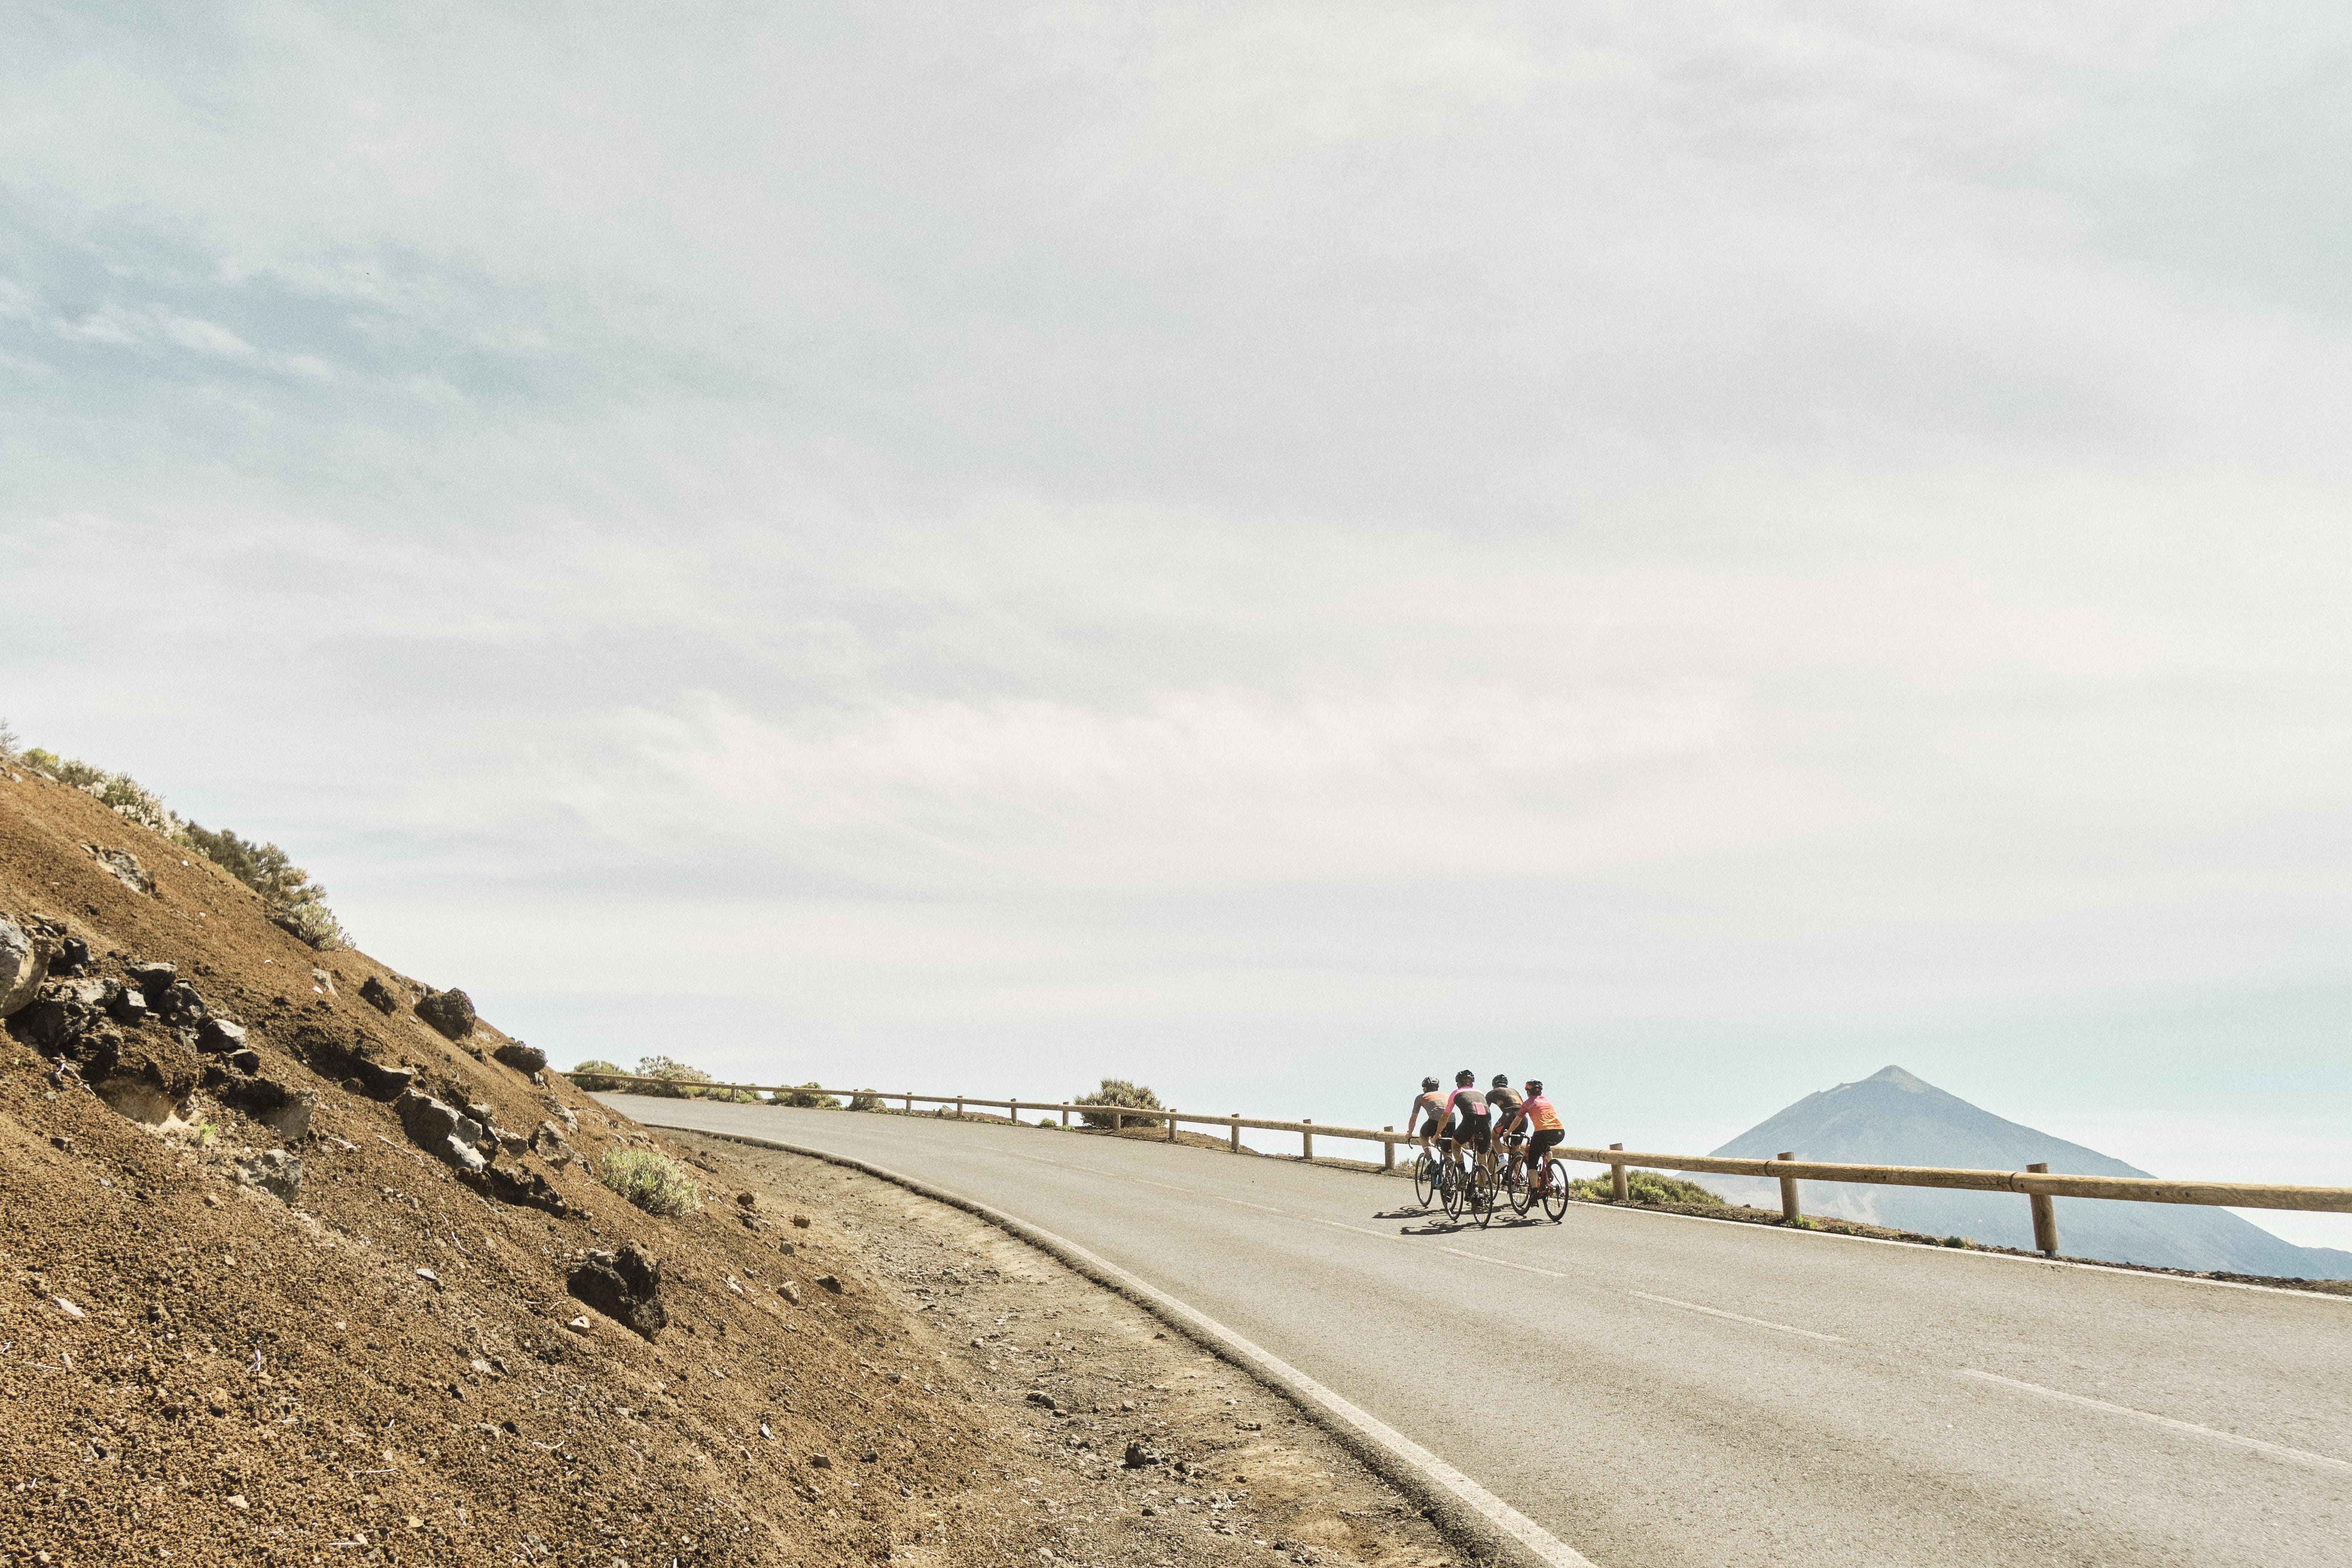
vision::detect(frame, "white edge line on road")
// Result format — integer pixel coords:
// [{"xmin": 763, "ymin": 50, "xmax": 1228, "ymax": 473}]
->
[
  {"xmin": 1954, "ymin": 1369, "xmax": 2352, "ymax": 1472},
  {"xmin": 1222, "ymin": 1197, "xmax": 1288, "ymax": 1214},
  {"xmin": 666, "ymin": 1125, "xmax": 1600, "ymax": 1568},
  {"xmin": 1309, "ymin": 1218, "xmax": 1404, "ymax": 1242},
  {"xmin": 1559, "ymin": 1194, "xmax": 2352, "ymax": 1306},
  {"xmin": 1438, "ymin": 1246, "xmax": 1568, "ymax": 1279},
  {"xmin": 1630, "ymin": 1292, "xmax": 1845, "ymax": 1342}
]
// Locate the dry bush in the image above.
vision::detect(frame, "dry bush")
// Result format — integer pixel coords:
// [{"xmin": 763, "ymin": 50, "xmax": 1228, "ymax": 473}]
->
[{"xmin": 596, "ymin": 1149, "xmax": 703, "ymax": 1217}]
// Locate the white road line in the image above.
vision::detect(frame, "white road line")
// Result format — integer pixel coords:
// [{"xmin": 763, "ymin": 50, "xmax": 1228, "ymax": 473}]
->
[
  {"xmin": 1955, "ymin": 1369, "xmax": 2352, "ymax": 1472},
  {"xmin": 1309, "ymin": 1218, "xmax": 1403, "ymax": 1242},
  {"xmin": 1130, "ymin": 1178, "xmax": 1197, "ymax": 1194},
  {"xmin": 1222, "ymin": 1198, "xmax": 1288, "ymax": 1214},
  {"xmin": 1630, "ymin": 1292, "xmax": 1844, "ymax": 1342},
  {"xmin": 1439, "ymin": 1247, "xmax": 1567, "ymax": 1279},
  {"xmin": 691, "ymin": 1127, "xmax": 1600, "ymax": 1568}
]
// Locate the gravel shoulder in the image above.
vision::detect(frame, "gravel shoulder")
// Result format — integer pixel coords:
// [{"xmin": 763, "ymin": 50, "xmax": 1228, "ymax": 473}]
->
[{"xmin": 673, "ymin": 1130, "xmax": 1464, "ymax": 1568}]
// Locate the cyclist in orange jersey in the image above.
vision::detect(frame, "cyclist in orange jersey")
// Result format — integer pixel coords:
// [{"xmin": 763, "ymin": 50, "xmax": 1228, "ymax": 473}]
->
[
  {"xmin": 1512, "ymin": 1079, "xmax": 1566, "ymax": 1194},
  {"xmin": 1407, "ymin": 1077, "xmax": 1451, "ymax": 1152}
]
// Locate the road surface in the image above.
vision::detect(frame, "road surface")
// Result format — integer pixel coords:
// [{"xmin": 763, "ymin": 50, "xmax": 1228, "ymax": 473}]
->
[{"xmin": 598, "ymin": 1094, "xmax": 2352, "ymax": 1567}]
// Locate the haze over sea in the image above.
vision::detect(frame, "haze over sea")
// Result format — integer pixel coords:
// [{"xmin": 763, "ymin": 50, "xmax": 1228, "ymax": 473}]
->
[{"xmin": 6, "ymin": 6, "xmax": 2348, "ymax": 1247}]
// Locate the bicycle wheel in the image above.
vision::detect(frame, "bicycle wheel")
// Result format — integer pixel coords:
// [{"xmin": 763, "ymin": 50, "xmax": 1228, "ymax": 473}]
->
[
  {"xmin": 1441, "ymin": 1159, "xmax": 1467, "ymax": 1220},
  {"xmin": 1472, "ymin": 1164, "xmax": 1499, "ymax": 1228},
  {"xmin": 1506, "ymin": 1155, "xmax": 1534, "ymax": 1218},
  {"xmin": 1540, "ymin": 1158, "xmax": 1569, "ymax": 1222},
  {"xmin": 1412, "ymin": 1151, "xmax": 1437, "ymax": 1209}
]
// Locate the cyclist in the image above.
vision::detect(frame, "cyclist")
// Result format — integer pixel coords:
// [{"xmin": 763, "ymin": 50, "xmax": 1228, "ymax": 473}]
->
[
  {"xmin": 1445, "ymin": 1069, "xmax": 1494, "ymax": 1178},
  {"xmin": 1407, "ymin": 1076, "xmax": 1452, "ymax": 1154},
  {"xmin": 1515, "ymin": 1079, "xmax": 1566, "ymax": 1193},
  {"xmin": 1486, "ymin": 1073, "xmax": 1524, "ymax": 1176}
]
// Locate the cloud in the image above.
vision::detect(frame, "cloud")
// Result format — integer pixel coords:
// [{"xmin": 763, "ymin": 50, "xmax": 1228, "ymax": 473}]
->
[{"xmin": 4, "ymin": 1, "xmax": 2350, "ymax": 1173}]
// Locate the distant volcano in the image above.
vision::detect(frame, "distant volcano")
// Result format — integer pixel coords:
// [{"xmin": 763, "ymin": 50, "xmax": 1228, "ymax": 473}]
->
[{"xmin": 1692, "ymin": 1066, "xmax": 2352, "ymax": 1279}]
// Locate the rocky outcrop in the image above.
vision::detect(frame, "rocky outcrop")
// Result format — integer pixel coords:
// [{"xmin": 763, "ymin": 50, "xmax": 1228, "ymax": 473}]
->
[
  {"xmin": 462, "ymin": 1161, "xmax": 572, "ymax": 1218},
  {"xmin": 493, "ymin": 1041, "xmax": 547, "ymax": 1075},
  {"xmin": 393, "ymin": 1088, "xmax": 488, "ymax": 1173},
  {"xmin": 566, "ymin": 1243, "xmax": 667, "ymax": 1341},
  {"xmin": 85, "ymin": 844, "xmax": 154, "ymax": 894},
  {"xmin": 358, "ymin": 975, "xmax": 401, "ymax": 1016},
  {"xmin": 414, "ymin": 988, "xmax": 476, "ymax": 1042},
  {"xmin": 235, "ymin": 1148, "xmax": 304, "ymax": 1202},
  {"xmin": 0, "ymin": 916, "xmax": 51, "ymax": 1018},
  {"xmin": 88, "ymin": 1035, "xmax": 201, "ymax": 1124},
  {"xmin": 219, "ymin": 1075, "xmax": 317, "ymax": 1140}
]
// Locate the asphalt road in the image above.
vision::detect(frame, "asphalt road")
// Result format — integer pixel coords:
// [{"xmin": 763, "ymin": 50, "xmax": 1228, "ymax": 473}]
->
[{"xmin": 598, "ymin": 1095, "xmax": 2352, "ymax": 1568}]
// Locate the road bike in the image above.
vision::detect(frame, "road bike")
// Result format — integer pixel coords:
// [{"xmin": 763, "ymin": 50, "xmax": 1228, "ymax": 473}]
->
[
  {"xmin": 1511, "ymin": 1148, "xmax": 1571, "ymax": 1222},
  {"xmin": 1495, "ymin": 1134, "xmax": 1531, "ymax": 1217},
  {"xmin": 1412, "ymin": 1145, "xmax": 1444, "ymax": 1209}
]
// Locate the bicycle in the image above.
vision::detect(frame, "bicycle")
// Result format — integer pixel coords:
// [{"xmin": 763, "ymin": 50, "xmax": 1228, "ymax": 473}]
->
[
  {"xmin": 1411, "ymin": 1145, "xmax": 1443, "ymax": 1210},
  {"xmin": 1495, "ymin": 1134, "xmax": 1530, "ymax": 1217},
  {"xmin": 1512, "ymin": 1148, "xmax": 1571, "ymax": 1222},
  {"xmin": 1467, "ymin": 1157, "xmax": 1500, "ymax": 1228}
]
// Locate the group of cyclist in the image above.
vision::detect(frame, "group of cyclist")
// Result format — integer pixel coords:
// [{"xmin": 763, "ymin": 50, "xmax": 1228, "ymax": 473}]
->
[{"xmin": 1408, "ymin": 1070, "xmax": 1567, "ymax": 1200}]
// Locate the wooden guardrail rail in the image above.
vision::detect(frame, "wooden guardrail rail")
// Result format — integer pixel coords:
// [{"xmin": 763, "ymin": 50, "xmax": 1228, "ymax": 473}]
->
[{"xmin": 569, "ymin": 1073, "xmax": 2352, "ymax": 1259}]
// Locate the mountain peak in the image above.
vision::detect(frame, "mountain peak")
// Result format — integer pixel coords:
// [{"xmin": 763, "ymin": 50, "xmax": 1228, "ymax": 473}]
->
[{"xmin": 1862, "ymin": 1064, "xmax": 1931, "ymax": 1093}]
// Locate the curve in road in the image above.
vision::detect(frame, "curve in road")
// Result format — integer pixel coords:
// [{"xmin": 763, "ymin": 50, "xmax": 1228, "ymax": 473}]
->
[{"xmin": 599, "ymin": 1095, "xmax": 2352, "ymax": 1568}]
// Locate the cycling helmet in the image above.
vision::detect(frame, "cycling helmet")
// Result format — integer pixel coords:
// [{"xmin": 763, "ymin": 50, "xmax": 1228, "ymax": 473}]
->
[
  {"xmin": 1524, "ymin": 1079, "xmax": 1543, "ymax": 1095},
  {"xmin": 1455, "ymin": 1069, "xmax": 1476, "ymax": 1086},
  {"xmin": 1421, "ymin": 1076, "xmax": 1441, "ymax": 1092},
  {"xmin": 1490, "ymin": 1074, "xmax": 1511, "ymax": 1088}
]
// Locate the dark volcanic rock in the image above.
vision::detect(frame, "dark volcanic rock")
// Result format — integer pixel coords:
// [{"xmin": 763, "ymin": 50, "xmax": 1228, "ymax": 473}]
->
[
  {"xmin": 220, "ymin": 1075, "xmax": 317, "ymax": 1140},
  {"xmin": 0, "ymin": 916, "xmax": 51, "ymax": 1018},
  {"xmin": 88, "ymin": 1035, "xmax": 200, "ymax": 1124},
  {"xmin": 566, "ymin": 1243, "xmax": 667, "ymax": 1341},
  {"xmin": 358, "ymin": 975, "xmax": 401, "ymax": 1016},
  {"xmin": 394, "ymin": 1088, "xmax": 488, "ymax": 1172},
  {"xmin": 50, "ymin": 936, "xmax": 89, "ymax": 977},
  {"xmin": 462, "ymin": 1161, "xmax": 572, "ymax": 1218},
  {"xmin": 414, "ymin": 989, "xmax": 476, "ymax": 1042},
  {"xmin": 197, "ymin": 1017, "xmax": 247, "ymax": 1054},
  {"xmin": 493, "ymin": 1041, "xmax": 547, "ymax": 1075}
]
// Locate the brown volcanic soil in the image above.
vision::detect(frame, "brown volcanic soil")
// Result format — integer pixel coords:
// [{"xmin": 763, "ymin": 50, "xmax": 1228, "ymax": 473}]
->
[{"xmin": 0, "ymin": 767, "xmax": 1463, "ymax": 1568}]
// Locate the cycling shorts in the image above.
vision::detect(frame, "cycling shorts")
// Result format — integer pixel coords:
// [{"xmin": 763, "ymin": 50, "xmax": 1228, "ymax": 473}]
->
[
  {"xmin": 1527, "ymin": 1128, "xmax": 1566, "ymax": 1161},
  {"xmin": 1449, "ymin": 1119, "xmax": 1492, "ymax": 1155}
]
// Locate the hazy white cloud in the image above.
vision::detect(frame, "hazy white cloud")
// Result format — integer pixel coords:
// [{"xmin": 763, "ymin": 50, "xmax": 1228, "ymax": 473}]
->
[{"xmin": 6, "ymin": 2, "xmax": 2351, "ymax": 1232}]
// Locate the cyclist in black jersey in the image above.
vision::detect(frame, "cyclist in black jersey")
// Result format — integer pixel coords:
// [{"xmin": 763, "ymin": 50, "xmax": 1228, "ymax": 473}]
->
[
  {"xmin": 1445, "ymin": 1069, "xmax": 1494, "ymax": 1176},
  {"xmin": 1486, "ymin": 1073, "xmax": 1524, "ymax": 1182}
]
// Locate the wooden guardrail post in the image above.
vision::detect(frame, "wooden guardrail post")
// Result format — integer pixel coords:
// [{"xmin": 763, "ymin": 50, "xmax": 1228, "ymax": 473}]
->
[
  {"xmin": 1167, "ymin": 1109, "xmax": 1178, "ymax": 1143},
  {"xmin": 955, "ymin": 1095, "xmax": 964, "ymax": 1119},
  {"xmin": 1113, "ymin": 1107, "xmax": 1124, "ymax": 1134},
  {"xmin": 2028, "ymin": 1162, "xmax": 2058, "ymax": 1256},
  {"xmin": 1230, "ymin": 1114, "xmax": 1240, "ymax": 1152},
  {"xmin": 1060, "ymin": 1104, "xmax": 1069, "ymax": 1127},
  {"xmin": 1609, "ymin": 1143, "xmax": 1628, "ymax": 1202},
  {"xmin": 1383, "ymin": 1126, "xmax": 1396, "ymax": 1172},
  {"xmin": 1778, "ymin": 1151, "xmax": 1802, "ymax": 1223},
  {"xmin": 904, "ymin": 1091, "xmax": 913, "ymax": 1112},
  {"xmin": 1302, "ymin": 1119, "xmax": 1314, "ymax": 1161}
]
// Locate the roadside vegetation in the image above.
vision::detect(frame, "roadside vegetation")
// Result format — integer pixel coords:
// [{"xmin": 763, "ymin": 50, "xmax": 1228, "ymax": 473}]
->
[
  {"xmin": 595, "ymin": 1148, "xmax": 703, "ymax": 1216},
  {"xmin": 1569, "ymin": 1168, "xmax": 1726, "ymax": 1206},
  {"xmin": 1073, "ymin": 1078, "xmax": 1164, "ymax": 1128},
  {"xmin": 2, "ymin": 719, "xmax": 348, "ymax": 949}
]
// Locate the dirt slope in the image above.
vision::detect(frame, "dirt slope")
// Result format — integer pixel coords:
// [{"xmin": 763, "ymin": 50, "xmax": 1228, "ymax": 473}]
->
[{"xmin": 0, "ymin": 767, "xmax": 1029, "ymax": 1567}]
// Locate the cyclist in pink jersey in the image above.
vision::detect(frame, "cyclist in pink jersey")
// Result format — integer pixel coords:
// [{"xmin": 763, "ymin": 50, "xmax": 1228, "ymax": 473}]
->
[{"xmin": 1511, "ymin": 1080, "xmax": 1566, "ymax": 1194}]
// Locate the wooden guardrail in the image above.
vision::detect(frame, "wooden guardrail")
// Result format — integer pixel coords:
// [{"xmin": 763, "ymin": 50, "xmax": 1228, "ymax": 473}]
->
[{"xmin": 569, "ymin": 1074, "xmax": 2352, "ymax": 1260}]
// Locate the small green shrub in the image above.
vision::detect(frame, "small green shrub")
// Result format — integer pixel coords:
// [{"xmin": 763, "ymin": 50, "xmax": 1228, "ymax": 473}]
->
[
  {"xmin": 848, "ymin": 1088, "xmax": 882, "ymax": 1111},
  {"xmin": 1073, "ymin": 1079, "xmax": 1164, "ymax": 1129},
  {"xmin": 571, "ymin": 1059, "xmax": 629, "ymax": 1092},
  {"xmin": 1943, "ymin": 1236, "xmax": 1968, "ymax": 1249},
  {"xmin": 0, "ymin": 719, "xmax": 18, "ymax": 761},
  {"xmin": 634, "ymin": 1055, "xmax": 712, "ymax": 1099},
  {"xmin": 597, "ymin": 1149, "xmax": 702, "ymax": 1217},
  {"xmin": 777, "ymin": 1082, "xmax": 841, "ymax": 1109},
  {"xmin": 1568, "ymin": 1168, "xmax": 1726, "ymax": 1206}
]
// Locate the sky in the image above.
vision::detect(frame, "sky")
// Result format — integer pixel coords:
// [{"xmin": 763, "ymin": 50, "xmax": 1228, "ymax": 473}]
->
[{"xmin": 6, "ymin": 3, "xmax": 2350, "ymax": 1244}]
